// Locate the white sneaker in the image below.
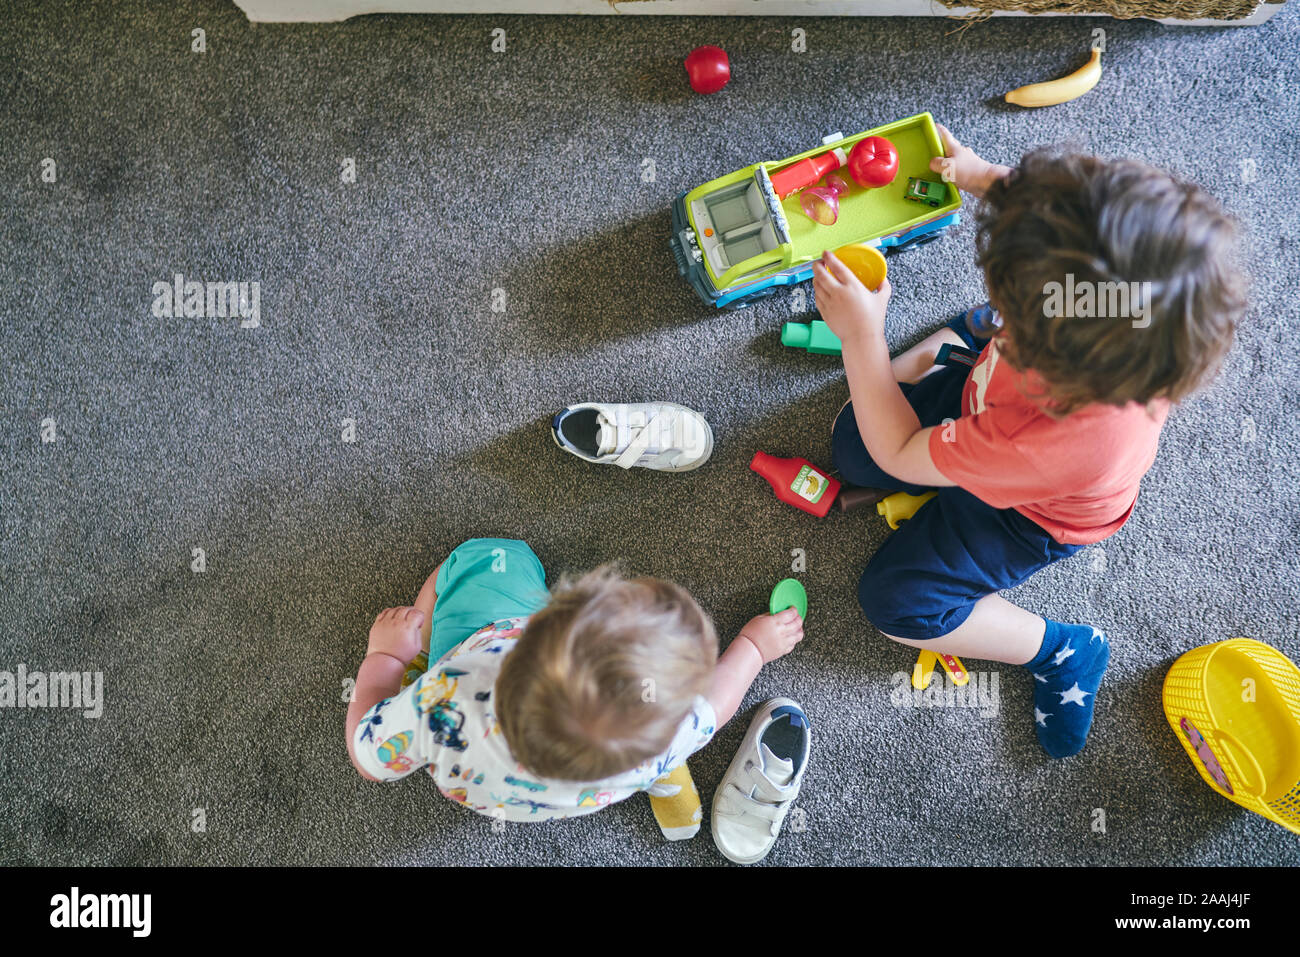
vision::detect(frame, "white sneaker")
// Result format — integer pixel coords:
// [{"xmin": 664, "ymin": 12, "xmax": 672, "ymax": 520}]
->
[
  {"xmin": 711, "ymin": 697, "xmax": 811, "ymax": 864},
  {"xmin": 551, "ymin": 402, "xmax": 714, "ymax": 472}
]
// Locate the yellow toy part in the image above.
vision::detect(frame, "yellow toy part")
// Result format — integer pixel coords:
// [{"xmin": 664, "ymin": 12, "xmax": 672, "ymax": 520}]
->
[
  {"xmin": 1162, "ymin": 637, "xmax": 1300, "ymax": 835},
  {"xmin": 832, "ymin": 243, "xmax": 887, "ymax": 292},
  {"xmin": 912, "ymin": 649, "xmax": 970, "ymax": 690},
  {"xmin": 648, "ymin": 763, "xmax": 703, "ymax": 841},
  {"xmin": 877, "ymin": 490, "xmax": 937, "ymax": 530}
]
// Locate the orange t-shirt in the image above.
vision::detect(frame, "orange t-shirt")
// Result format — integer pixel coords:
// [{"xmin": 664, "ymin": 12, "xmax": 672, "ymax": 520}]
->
[{"xmin": 928, "ymin": 339, "xmax": 1167, "ymax": 545}]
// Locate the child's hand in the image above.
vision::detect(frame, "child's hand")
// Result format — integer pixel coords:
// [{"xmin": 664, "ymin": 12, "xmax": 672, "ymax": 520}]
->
[
  {"xmin": 812, "ymin": 251, "xmax": 891, "ymax": 345},
  {"xmin": 929, "ymin": 124, "xmax": 1005, "ymax": 199},
  {"xmin": 739, "ymin": 608, "xmax": 805, "ymax": 664},
  {"xmin": 367, "ymin": 606, "xmax": 425, "ymax": 665}
]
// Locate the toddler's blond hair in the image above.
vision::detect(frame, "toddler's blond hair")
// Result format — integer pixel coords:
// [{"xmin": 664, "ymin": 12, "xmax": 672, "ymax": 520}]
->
[{"xmin": 494, "ymin": 566, "xmax": 717, "ymax": 781}]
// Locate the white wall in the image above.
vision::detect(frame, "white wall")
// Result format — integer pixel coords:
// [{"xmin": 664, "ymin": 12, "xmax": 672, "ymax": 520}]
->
[{"xmin": 232, "ymin": 0, "xmax": 1279, "ymax": 27}]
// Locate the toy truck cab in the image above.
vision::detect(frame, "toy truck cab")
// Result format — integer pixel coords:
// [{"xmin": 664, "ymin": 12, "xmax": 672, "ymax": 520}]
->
[
  {"xmin": 676, "ymin": 167, "xmax": 791, "ymax": 303},
  {"xmin": 671, "ymin": 112, "xmax": 961, "ymax": 309}
]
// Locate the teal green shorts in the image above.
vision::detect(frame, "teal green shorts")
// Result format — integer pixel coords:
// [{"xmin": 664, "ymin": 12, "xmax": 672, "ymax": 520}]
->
[{"xmin": 430, "ymin": 539, "xmax": 550, "ymax": 660}]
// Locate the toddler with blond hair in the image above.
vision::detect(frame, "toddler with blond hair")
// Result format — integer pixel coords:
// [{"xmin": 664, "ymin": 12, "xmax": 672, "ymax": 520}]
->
[{"xmin": 345, "ymin": 538, "xmax": 802, "ymax": 821}]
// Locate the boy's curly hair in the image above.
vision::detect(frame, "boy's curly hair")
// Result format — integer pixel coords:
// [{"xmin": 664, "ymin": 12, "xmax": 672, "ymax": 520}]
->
[
  {"xmin": 494, "ymin": 566, "xmax": 717, "ymax": 782},
  {"xmin": 976, "ymin": 148, "xmax": 1246, "ymax": 415}
]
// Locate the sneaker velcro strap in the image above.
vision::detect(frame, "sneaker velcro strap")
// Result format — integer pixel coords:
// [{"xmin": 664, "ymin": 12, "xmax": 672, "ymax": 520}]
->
[
  {"xmin": 613, "ymin": 410, "xmax": 663, "ymax": 469},
  {"xmin": 719, "ymin": 784, "xmax": 784, "ymax": 823}
]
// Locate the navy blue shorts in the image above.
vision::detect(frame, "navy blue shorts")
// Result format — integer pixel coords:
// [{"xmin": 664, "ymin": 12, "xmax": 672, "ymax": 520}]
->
[{"xmin": 830, "ymin": 312, "xmax": 1082, "ymax": 641}]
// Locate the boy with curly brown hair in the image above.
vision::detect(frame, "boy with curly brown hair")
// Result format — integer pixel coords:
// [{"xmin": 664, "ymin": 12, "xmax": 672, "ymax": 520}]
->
[{"xmin": 822, "ymin": 126, "xmax": 1246, "ymax": 758}]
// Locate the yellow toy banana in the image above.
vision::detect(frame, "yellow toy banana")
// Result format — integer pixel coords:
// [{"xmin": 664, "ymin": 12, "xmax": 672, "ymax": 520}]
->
[{"xmin": 1005, "ymin": 49, "xmax": 1102, "ymax": 108}]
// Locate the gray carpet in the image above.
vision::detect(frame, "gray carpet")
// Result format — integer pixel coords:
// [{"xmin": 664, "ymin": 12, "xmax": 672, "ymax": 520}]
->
[{"xmin": 2, "ymin": 0, "xmax": 1298, "ymax": 866}]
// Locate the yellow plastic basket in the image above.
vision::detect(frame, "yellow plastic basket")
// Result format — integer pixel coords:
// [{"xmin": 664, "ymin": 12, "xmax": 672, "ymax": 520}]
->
[{"xmin": 1162, "ymin": 638, "xmax": 1300, "ymax": 835}]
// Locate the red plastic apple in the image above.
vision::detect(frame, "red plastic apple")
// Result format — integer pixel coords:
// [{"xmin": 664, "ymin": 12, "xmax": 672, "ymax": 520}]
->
[
  {"xmin": 848, "ymin": 136, "xmax": 899, "ymax": 189},
  {"xmin": 684, "ymin": 46, "xmax": 730, "ymax": 95}
]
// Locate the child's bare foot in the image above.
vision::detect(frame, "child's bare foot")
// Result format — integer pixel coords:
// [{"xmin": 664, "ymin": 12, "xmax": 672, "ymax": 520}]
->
[{"xmin": 367, "ymin": 606, "xmax": 425, "ymax": 666}]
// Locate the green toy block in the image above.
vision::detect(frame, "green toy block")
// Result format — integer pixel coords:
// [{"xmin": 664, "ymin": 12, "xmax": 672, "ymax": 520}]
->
[{"xmin": 781, "ymin": 320, "xmax": 843, "ymax": 356}]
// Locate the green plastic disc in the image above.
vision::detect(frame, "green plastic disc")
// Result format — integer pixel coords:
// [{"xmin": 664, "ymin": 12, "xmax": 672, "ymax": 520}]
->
[{"xmin": 769, "ymin": 578, "xmax": 808, "ymax": 619}]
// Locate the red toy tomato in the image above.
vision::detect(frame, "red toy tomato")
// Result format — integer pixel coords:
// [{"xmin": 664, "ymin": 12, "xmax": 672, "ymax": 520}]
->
[
  {"xmin": 684, "ymin": 46, "xmax": 730, "ymax": 95},
  {"xmin": 848, "ymin": 136, "xmax": 899, "ymax": 189}
]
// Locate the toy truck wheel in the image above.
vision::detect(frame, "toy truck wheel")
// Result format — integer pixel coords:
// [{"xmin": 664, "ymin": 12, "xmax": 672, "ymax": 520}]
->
[{"xmin": 891, "ymin": 227, "xmax": 947, "ymax": 254}]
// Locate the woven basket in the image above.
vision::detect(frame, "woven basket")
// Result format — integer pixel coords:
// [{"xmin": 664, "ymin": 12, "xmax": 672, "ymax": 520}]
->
[
  {"xmin": 1163, "ymin": 638, "xmax": 1300, "ymax": 835},
  {"xmin": 936, "ymin": 0, "xmax": 1265, "ymax": 21}
]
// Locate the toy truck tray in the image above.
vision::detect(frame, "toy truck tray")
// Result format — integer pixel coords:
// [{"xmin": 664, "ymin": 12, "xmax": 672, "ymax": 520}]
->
[{"xmin": 671, "ymin": 112, "xmax": 961, "ymax": 309}]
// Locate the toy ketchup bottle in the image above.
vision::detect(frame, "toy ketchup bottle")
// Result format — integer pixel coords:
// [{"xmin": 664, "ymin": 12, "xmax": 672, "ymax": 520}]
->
[
  {"xmin": 769, "ymin": 147, "xmax": 848, "ymax": 200},
  {"xmin": 750, "ymin": 452, "xmax": 841, "ymax": 517}
]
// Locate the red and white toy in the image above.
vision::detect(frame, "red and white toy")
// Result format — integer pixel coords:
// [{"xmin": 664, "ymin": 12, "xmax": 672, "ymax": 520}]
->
[
  {"xmin": 770, "ymin": 148, "xmax": 848, "ymax": 201},
  {"xmin": 848, "ymin": 136, "xmax": 899, "ymax": 189}
]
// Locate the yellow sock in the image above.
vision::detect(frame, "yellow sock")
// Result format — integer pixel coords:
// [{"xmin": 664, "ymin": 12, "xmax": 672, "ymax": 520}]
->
[
  {"xmin": 401, "ymin": 651, "xmax": 429, "ymax": 689},
  {"xmin": 648, "ymin": 764, "xmax": 702, "ymax": 841}
]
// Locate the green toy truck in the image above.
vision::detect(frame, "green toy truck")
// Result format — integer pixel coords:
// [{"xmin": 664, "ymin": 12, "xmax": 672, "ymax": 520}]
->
[{"xmin": 670, "ymin": 112, "xmax": 961, "ymax": 309}]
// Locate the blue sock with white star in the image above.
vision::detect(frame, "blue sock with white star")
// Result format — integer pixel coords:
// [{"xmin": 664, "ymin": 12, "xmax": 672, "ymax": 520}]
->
[{"xmin": 1026, "ymin": 620, "xmax": 1109, "ymax": 758}]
